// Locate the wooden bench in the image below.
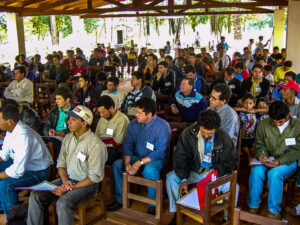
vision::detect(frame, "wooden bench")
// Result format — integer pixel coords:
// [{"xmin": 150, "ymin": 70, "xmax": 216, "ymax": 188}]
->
[{"xmin": 100, "ymin": 173, "xmax": 163, "ymax": 225}]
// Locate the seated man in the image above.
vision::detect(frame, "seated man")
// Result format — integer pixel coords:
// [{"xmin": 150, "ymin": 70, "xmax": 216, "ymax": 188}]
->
[
  {"xmin": 152, "ymin": 61, "xmax": 175, "ymax": 96},
  {"xmin": 121, "ymin": 71, "xmax": 156, "ymax": 116},
  {"xmin": 247, "ymin": 101, "xmax": 300, "ymax": 219},
  {"xmin": 273, "ymin": 71, "xmax": 300, "ymax": 100},
  {"xmin": 28, "ymin": 54, "xmax": 45, "ymax": 83},
  {"xmin": 96, "ymin": 95, "xmax": 129, "ymax": 165},
  {"xmin": 4, "ymin": 66, "xmax": 33, "ymax": 104},
  {"xmin": 212, "ymin": 66, "xmax": 241, "ymax": 107},
  {"xmin": 209, "ymin": 83, "xmax": 239, "ymax": 145},
  {"xmin": 43, "ymin": 87, "xmax": 73, "ymax": 160},
  {"xmin": 49, "ymin": 55, "xmax": 70, "ymax": 86},
  {"xmin": 107, "ymin": 97, "xmax": 171, "ymax": 214},
  {"xmin": 166, "ymin": 109, "xmax": 239, "ymax": 225},
  {"xmin": 28, "ymin": 105, "xmax": 107, "ymax": 225},
  {"xmin": 176, "ymin": 65, "xmax": 206, "ymax": 96},
  {"xmin": 241, "ymin": 64, "xmax": 270, "ymax": 99},
  {"xmin": 0, "ymin": 104, "xmax": 52, "ymax": 216},
  {"xmin": 74, "ymin": 75, "xmax": 98, "ymax": 111},
  {"xmin": 2, "ymin": 98, "xmax": 42, "ymax": 135},
  {"xmin": 171, "ymin": 77, "xmax": 207, "ymax": 124},
  {"xmin": 101, "ymin": 77, "xmax": 125, "ymax": 110},
  {"xmin": 280, "ymin": 80, "xmax": 300, "ymax": 119},
  {"xmin": 274, "ymin": 60, "xmax": 295, "ymax": 84}
]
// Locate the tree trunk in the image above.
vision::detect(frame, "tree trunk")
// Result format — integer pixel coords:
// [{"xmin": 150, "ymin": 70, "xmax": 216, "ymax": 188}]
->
[
  {"xmin": 50, "ymin": 15, "xmax": 59, "ymax": 46},
  {"xmin": 232, "ymin": 14, "xmax": 242, "ymax": 40},
  {"xmin": 175, "ymin": 18, "xmax": 182, "ymax": 41}
]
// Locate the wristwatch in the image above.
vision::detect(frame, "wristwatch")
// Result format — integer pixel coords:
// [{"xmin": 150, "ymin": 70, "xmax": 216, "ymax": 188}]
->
[{"xmin": 140, "ymin": 159, "xmax": 144, "ymax": 165}]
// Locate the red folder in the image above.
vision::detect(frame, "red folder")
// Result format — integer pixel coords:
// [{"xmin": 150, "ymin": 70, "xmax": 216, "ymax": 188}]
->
[
  {"xmin": 196, "ymin": 170, "xmax": 218, "ymax": 210},
  {"xmin": 101, "ymin": 137, "xmax": 120, "ymax": 148}
]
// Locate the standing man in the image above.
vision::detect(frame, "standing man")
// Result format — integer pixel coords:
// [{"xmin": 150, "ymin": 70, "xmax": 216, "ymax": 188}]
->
[
  {"xmin": 0, "ymin": 104, "xmax": 52, "ymax": 216},
  {"xmin": 209, "ymin": 83, "xmax": 239, "ymax": 145},
  {"xmin": 88, "ymin": 48, "xmax": 105, "ymax": 85},
  {"xmin": 28, "ymin": 105, "xmax": 107, "ymax": 225},
  {"xmin": 216, "ymin": 36, "xmax": 228, "ymax": 51},
  {"xmin": 247, "ymin": 101, "xmax": 300, "ymax": 219},
  {"xmin": 107, "ymin": 97, "xmax": 171, "ymax": 215},
  {"xmin": 4, "ymin": 66, "xmax": 34, "ymax": 104}
]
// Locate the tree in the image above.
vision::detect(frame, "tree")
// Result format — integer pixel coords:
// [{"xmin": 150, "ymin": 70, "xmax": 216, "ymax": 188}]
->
[
  {"xmin": 0, "ymin": 14, "xmax": 7, "ymax": 43},
  {"xmin": 50, "ymin": 15, "xmax": 59, "ymax": 46},
  {"xmin": 26, "ymin": 16, "xmax": 50, "ymax": 40}
]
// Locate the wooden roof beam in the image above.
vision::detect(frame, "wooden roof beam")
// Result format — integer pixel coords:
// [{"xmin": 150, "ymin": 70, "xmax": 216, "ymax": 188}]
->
[
  {"xmin": 104, "ymin": 0, "xmax": 127, "ymax": 8},
  {"xmin": 38, "ymin": 0, "xmax": 82, "ymax": 11},
  {"xmin": 21, "ymin": 0, "xmax": 48, "ymax": 8},
  {"xmin": 148, "ymin": 0, "xmax": 164, "ymax": 7},
  {"xmin": 2, "ymin": 0, "xmax": 21, "ymax": 6},
  {"xmin": 87, "ymin": 0, "xmax": 92, "ymax": 9},
  {"xmin": 81, "ymin": 9, "xmax": 274, "ymax": 18}
]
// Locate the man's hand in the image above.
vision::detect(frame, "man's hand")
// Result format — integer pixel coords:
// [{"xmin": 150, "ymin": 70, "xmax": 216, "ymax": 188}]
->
[
  {"xmin": 51, "ymin": 185, "xmax": 69, "ymax": 196},
  {"xmin": 259, "ymin": 154, "xmax": 269, "ymax": 163},
  {"xmin": 156, "ymin": 72, "xmax": 162, "ymax": 80},
  {"xmin": 125, "ymin": 163, "xmax": 132, "ymax": 173},
  {"xmin": 265, "ymin": 159, "xmax": 280, "ymax": 168},
  {"xmin": 48, "ymin": 129, "xmax": 56, "ymax": 136},
  {"xmin": 128, "ymin": 161, "xmax": 141, "ymax": 175},
  {"xmin": 171, "ymin": 105, "xmax": 179, "ymax": 115},
  {"xmin": 61, "ymin": 178, "xmax": 75, "ymax": 190},
  {"xmin": 179, "ymin": 181, "xmax": 188, "ymax": 197},
  {"xmin": 56, "ymin": 130, "xmax": 67, "ymax": 137}
]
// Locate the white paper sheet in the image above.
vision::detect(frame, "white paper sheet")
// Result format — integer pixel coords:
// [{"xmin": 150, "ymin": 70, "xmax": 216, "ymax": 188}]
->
[
  {"xmin": 16, "ymin": 181, "xmax": 57, "ymax": 191},
  {"xmin": 250, "ymin": 156, "xmax": 275, "ymax": 165},
  {"xmin": 176, "ymin": 188, "xmax": 200, "ymax": 210}
]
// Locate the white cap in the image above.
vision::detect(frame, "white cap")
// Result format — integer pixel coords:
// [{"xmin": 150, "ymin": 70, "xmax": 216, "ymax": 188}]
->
[{"xmin": 65, "ymin": 105, "xmax": 93, "ymax": 125}]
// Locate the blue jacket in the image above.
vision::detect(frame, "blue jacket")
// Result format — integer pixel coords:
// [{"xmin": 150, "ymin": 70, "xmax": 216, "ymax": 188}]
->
[
  {"xmin": 172, "ymin": 90, "xmax": 207, "ymax": 123},
  {"xmin": 176, "ymin": 74, "xmax": 206, "ymax": 96},
  {"xmin": 122, "ymin": 116, "xmax": 171, "ymax": 161}
]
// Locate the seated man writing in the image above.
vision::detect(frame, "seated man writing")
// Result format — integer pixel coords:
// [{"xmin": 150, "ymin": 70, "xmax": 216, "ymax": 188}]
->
[
  {"xmin": 107, "ymin": 97, "xmax": 171, "ymax": 215},
  {"xmin": 166, "ymin": 109, "xmax": 239, "ymax": 225},
  {"xmin": 0, "ymin": 104, "xmax": 52, "ymax": 217},
  {"xmin": 27, "ymin": 105, "xmax": 107, "ymax": 225},
  {"xmin": 247, "ymin": 101, "xmax": 300, "ymax": 219}
]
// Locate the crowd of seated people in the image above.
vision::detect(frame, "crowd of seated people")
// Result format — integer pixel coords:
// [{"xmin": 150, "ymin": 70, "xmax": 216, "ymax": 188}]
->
[{"xmin": 0, "ymin": 37, "xmax": 299, "ymax": 225}]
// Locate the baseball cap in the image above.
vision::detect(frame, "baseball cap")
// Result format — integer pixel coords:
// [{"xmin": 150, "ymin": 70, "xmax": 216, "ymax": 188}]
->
[
  {"xmin": 279, "ymin": 80, "xmax": 300, "ymax": 92},
  {"xmin": 65, "ymin": 105, "xmax": 93, "ymax": 125}
]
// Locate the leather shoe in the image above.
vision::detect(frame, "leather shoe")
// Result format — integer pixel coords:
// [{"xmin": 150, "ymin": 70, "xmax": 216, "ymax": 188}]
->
[
  {"xmin": 168, "ymin": 213, "xmax": 176, "ymax": 225},
  {"xmin": 286, "ymin": 207, "xmax": 300, "ymax": 217},
  {"xmin": 106, "ymin": 201, "xmax": 122, "ymax": 212},
  {"xmin": 147, "ymin": 206, "xmax": 156, "ymax": 215},
  {"xmin": 248, "ymin": 207, "xmax": 259, "ymax": 214},
  {"xmin": 266, "ymin": 210, "xmax": 281, "ymax": 220}
]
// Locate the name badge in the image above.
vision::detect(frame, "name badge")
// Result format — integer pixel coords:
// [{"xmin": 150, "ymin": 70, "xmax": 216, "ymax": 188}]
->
[
  {"xmin": 256, "ymin": 88, "xmax": 261, "ymax": 92},
  {"xmin": 97, "ymin": 62, "xmax": 100, "ymax": 66},
  {"xmin": 293, "ymin": 116, "xmax": 297, "ymax": 119},
  {"xmin": 285, "ymin": 138, "xmax": 296, "ymax": 146},
  {"xmin": 146, "ymin": 142, "xmax": 154, "ymax": 151},
  {"xmin": 77, "ymin": 152, "xmax": 86, "ymax": 162},
  {"xmin": 165, "ymin": 82, "xmax": 171, "ymax": 87},
  {"xmin": 229, "ymin": 85, "xmax": 235, "ymax": 89},
  {"xmin": 85, "ymin": 96, "xmax": 91, "ymax": 103},
  {"xmin": 203, "ymin": 155, "xmax": 212, "ymax": 163},
  {"xmin": 106, "ymin": 128, "xmax": 114, "ymax": 136}
]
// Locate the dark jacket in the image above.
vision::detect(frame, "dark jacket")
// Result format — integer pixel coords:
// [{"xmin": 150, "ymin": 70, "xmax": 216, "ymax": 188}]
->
[
  {"xmin": 152, "ymin": 70, "xmax": 175, "ymax": 95},
  {"xmin": 74, "ymin": 85, "xmax": 98, "ymax": 111},
  {"xmin": 20, "ymin": 105, "xmax": 43, "ymax": 135},
  {"xmin": 241, "ymin": 77, "xmax": 270, "ymax": 99},
  {"xmin": 43, "ymin": 106, "xmax": 72, "ymax": 136},
  {"xmin": 173, "ymin": 124, "xmax": 239, "ymax": 180},
  {"xmin": 49, "ymin": 64, "xmax": 70, "ymax": 84},
  {"xmin": 212, "ymin": 78, "xmax": 241, "ymax": 107}
]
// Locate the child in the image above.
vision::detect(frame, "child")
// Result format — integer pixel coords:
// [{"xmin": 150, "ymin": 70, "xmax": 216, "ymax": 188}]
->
[
  {"xmin": 236, "ymin": 93, "xmax": 257, "ymax": 162},
  {"xmin": 256, "ymin": 97, "xmax": 269, "ymax": 124},
  {"xmin": 264, "ymin": 65, "xmax": 274, "ymax": 85}
]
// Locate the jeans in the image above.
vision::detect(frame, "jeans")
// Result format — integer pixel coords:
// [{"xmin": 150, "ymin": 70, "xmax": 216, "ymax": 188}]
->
[
  {"xmin": 166, "ymin": 170, "xmax": 240, "ymax": 212},
  {"xmin": 0, "ymin": 161, "xmax": 50, "ymax": 216},
  {"xmin": 106, "ymin": 147, "xmax": 121, "ymax": 166},
  {"xmin": 112, "ymin": 155, "xmax": 164, "ymax": 205},
  {"xmin": 27, "ymin": 178, "xmax": 98, "ymax": 225},
  {"xmin": 247, "ymin": 161, "xmax": 297, "ymax": 215}
]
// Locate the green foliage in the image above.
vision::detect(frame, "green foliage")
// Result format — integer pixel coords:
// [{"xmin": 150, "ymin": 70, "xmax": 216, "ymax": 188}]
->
[
  {"xmin": 0, "ymin": 14, "xmax": 7, "ymax": 42},
  {"xmin": 184, "ymin": 15, "xmax": 209, "ymax": 31},
  {"xmin": 55, "ymin": 15, "xmax": 72, "ymax": 38},
  {"xmin": 246, "ymin": 14, "xmax": 274, "ymax": 30},
  {"xmin": 26, "ymin": 16, "xmax": 50, "ymax": 40},
  {"xmin": 84, "ymin": 18, "xmax": 101, "ymax": 34}
]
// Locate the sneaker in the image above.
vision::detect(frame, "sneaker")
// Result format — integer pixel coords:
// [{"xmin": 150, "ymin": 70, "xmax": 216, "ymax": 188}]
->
[
  {"xmin": 266, "ymin": 210, "xmax": 281, "ymax": 220},
  {"xmin": 248, "ymin": 207, "xmax": 259, "ymax": 214},
  {"xmin": 106, "ymin": 201, "xmax": 122, "ymax": 212}
]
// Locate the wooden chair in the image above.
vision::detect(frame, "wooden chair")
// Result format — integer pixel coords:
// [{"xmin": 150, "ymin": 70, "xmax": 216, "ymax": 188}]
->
[
  {"xmin": 101, "ymin": 173, "xmax": 163, "ymax": 225},
  {"xmin": 233, "ymin": 208, "xmax": 288, "ymax": 225},
  {"xmin": 176, "ymin": 170, "xmax": 238, "ymax": 225},
  {"xmin": 73, "ymin": 182, "xmax": 106, "ymax": 225},
  {"xmin": 34, "ymin": 82, "xmax": 51, "ymax": 117}
]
